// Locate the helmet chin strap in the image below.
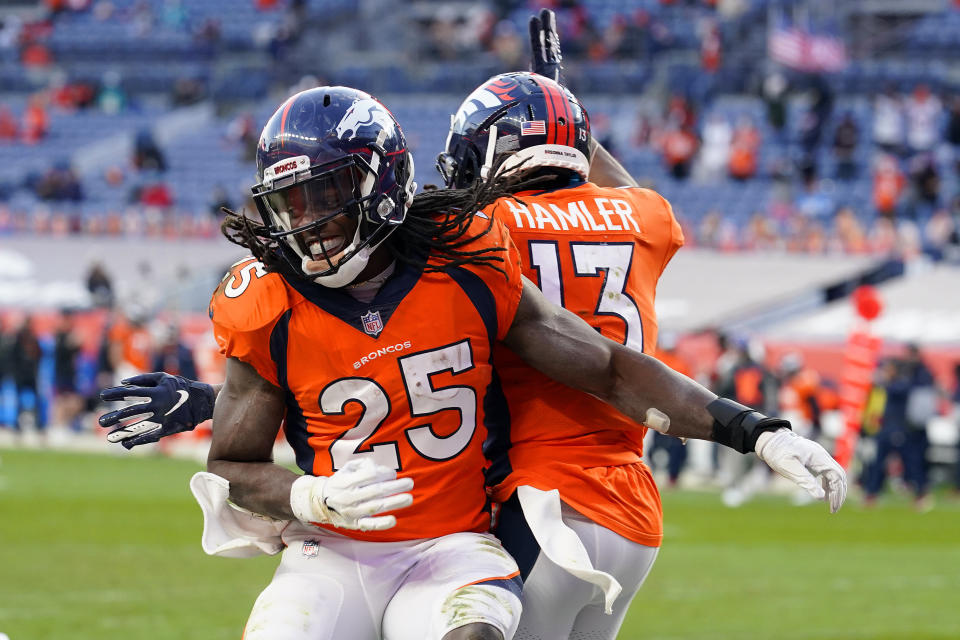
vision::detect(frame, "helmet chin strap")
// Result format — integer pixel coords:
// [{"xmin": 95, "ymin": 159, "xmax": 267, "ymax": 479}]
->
[{"xmin": 303, "ymin": 223, "xmax": 392, "ymax": 289}]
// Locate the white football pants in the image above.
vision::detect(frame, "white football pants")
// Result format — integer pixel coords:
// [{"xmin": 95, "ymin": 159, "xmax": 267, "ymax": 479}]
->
[
  {"xmin": 511, "ymin": 500, "xmax": 659, "ymax": 640},
  {"xmin": 242, "ymin": 523, "xmax": 522, "ymax": 640}
]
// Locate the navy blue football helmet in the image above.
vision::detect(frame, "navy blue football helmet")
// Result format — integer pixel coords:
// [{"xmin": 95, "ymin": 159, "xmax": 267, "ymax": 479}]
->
[
  {"xmin": 252, "ymin": 86, "xmax": 416, "ymax": 287},
  {"xmin": 437, "ymin": 72, "xmax": 591, "ymax": 189}
]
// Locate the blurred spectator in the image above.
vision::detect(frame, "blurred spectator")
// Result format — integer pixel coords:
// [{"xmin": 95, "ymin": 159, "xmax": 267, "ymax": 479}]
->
[
  {"xmin": 863, "ymin": 346, "xmax": 936, "ymax": 509},
  {"xmin": 904, "ymin": 84, "xmax": 942, "ymax": 155},
  {"xmin": 699, "ymin": 18, "xmax": 721, "ymax": 73},
  {"xmin": 695, "ymin": 113, "xmax": 731, "ymax": 182},
  {"xmin": 33, "ymin": 161, "xmax": 84, "ymax": 202},
  {"xmin": 0, "ymin": 105, "xmax": 19, "ymax": 140},
  {"xmin": 226, "ymin": 111, "xmax": 258, "ymax": 161},
  {"xmin": 873, "ymin": 85, "xmax": 904, "ymax": 156},
  {"xmin": 490, "ymin": 19, "xmax": 524, "ymax": 68},
  {"xmin": 171, "ymin": 77, "xmax": 206, "ymax": 106},
  {"xmin": 208, "ymin": 184, "xmax": 232, "ymax": 218},
  {"xmin": 133, "ymin": 129, "xmax": 167, "ymax": 173},
  {"xmin": 86, "ymin": 261, "xmax": 115, "ymax": 308},
  {"xmin": 832, "ymin": 111, "xmax": 859, "ymax": 181},
  {"xmin": 160, "ymin": 0, "xmax": 188, "ymax": 30},
  {"xmin": 728, "ymin": 115, "xmax": 760, "ymax": 181},
  {"xmin": 833, "ymin": 207, "xmax": 869, "ymax": 253},
  {"xmin": 47, "ymin": 71, "xmax": 95, "ymax": 111},
  {"xmin": 53, "ymin": 310, "xmax": 84, "ymax": 430},
  {"xmin": 10, "ymin": 317, "xmax": 42, "ymax": 431},
  {"xmin": 661, "ymin": 125, "xmax": 698, "ymax": 180},
  {"xmin": 761, "ymin": 70, "xmax": 788, "ymax": 144},
  {"xmin": 923, "ymin": 208, "xmax": 956, "ymax": 259},
  {"xmin": 872, "ymin": 153, "xmax": 906, "ymax": 219},
  {"xmin": 797, "ymin": 77, "xmax": 833, "ymax": 167},
  {"xmin": 947, "ymin": 95, "xmax": 960, "ymax": 148},
  {"xmin": 743, "ymin": 211, "xmax": 780, "ymax": 250},
  {"xmin": 22, "ymin": 95, "xmax": 49, "ymax": 144},
  {"xmin": 906, "ymin": 152, "xmax": 941, "ymax": 218},
  {"xmin": 97, "ymin": 70, "xmax": 128, "ymax": 114},
  {"xmin": 152, "ymin": 324, "xmax": 198, "ymax": 379},
  {"xmin": 134, "ymin": 180, "xmax": 174, "ymax": 209},
  {"xmin": 794, "ymin": 169, "xmax": 835, "ymax": 221},
  {"xmin": 665, "ymin": 93, "xmax": 696, "ymax": 129}
]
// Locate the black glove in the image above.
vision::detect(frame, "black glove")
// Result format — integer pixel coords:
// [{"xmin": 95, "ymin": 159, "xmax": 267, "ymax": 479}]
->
[
  {"xmin": 529, "ymin": 8, "xmax": 563, "ymax": 84},
  {"xmin": 99, "ymin": 372, "xmax": 215, "ymax": 449}
]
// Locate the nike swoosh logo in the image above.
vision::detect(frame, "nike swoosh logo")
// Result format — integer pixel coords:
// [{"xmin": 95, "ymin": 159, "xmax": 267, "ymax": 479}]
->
[{"xmin": 165, "ymin": 390, "xmax": 190, "ymax": 416}]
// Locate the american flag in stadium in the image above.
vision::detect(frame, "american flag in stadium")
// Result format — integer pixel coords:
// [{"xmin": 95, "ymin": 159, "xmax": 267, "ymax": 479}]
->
[{"xmin": 768, "ymin": 24, "xmax": 847, "ymax": 72}]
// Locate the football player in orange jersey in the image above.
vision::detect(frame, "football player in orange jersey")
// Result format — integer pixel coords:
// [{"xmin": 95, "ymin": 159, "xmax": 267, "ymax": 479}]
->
[{"xmin": 100, "ymin": 17, "xmax": 847, "ymax": 640}]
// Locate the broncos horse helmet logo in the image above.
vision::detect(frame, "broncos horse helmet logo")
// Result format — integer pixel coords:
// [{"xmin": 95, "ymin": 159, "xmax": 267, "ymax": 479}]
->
[{"xmin": 335, "ymin": 99, "xmax": 396, "ymax": 141}]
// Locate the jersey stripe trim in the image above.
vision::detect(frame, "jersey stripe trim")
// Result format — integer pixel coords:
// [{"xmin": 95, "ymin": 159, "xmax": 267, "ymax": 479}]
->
[
  {"xmin": 269, "ymin": 309, "xmax": 316, "ymax": 475},
  {"xmin": 455, "ymin": 571, "xmax": 523, "ymax": 598}
]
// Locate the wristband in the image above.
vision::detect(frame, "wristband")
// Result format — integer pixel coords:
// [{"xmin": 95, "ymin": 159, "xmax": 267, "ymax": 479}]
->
[{"xmin": 707, "ymin": 397, "xmax": 791, "ymax": 454}]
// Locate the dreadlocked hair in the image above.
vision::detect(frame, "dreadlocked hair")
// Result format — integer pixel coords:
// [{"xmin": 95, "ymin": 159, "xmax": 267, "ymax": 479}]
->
[
  {"xmin": 218, "ymin": 158, "xmax": 570, "ymax": 281},
  {"xmin": 390, "ymin": 157, "xmax": 569, "ymax": 276}
]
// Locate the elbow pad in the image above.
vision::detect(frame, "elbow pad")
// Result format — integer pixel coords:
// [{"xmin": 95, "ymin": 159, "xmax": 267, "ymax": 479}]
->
[{"xmin": 707, "ymin": 398, "xmax": 791, "ymax": 454}]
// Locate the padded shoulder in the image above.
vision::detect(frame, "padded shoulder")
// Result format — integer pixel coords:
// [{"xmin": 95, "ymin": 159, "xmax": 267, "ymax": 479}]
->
[{"xmin": 209, "ymin": 257, "xmax": 294, "ymax": 333}]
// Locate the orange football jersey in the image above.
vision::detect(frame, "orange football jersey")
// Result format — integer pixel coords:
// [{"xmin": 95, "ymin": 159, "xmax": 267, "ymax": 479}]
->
[
  {"xmin": 209, "ymin": 215, "xmax": 523, "ymax": 543},
  {"xmin": 487, "ymin": 181, "xmax": 684, "ymax": 547}
]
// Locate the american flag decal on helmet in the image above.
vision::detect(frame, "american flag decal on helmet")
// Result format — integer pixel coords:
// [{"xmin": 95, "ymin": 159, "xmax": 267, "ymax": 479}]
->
[
  {"xmin": 521, "ymin": 120, "xmax": 546, "ymax": 136},
  {"xmin": 361, "ymin": 310, "xmax": 384, "ymax": 336}
]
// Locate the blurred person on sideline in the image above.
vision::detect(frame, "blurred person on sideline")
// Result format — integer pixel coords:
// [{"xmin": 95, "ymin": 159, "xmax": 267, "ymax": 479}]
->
[
  {"xmin": 863, "ymin": 345, "xmax": 937, "ymax": 509},
  {"xmin": 53, "ymin": 310, "xmax": 84, "ymax": 431},
  {"xmin": 648, "ymin": 333, "xmax": 692, "ymax": 487},
  {"xmin": 952, "ymin": 362, "xmax": 960, "ymax": 495},
  {"xmin": 151, "ymin": 323, "xmax": 198, "ymax": 380},
  {"xmin": 10, "ymin": 316, "xmax": 43, "ymax": 433},
  {"xmin": 85, "ymin": 261, "xmax": 114, "ymax": 308},
  {"xmin": 715, "ymin": 338, "xmax": 780, "ymax": 507}
]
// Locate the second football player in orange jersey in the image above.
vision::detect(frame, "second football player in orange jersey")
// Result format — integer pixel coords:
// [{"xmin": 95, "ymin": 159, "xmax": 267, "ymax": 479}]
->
[{"xmin": 439, "ymin": 69, "xmax": 684, "ymax": 638}]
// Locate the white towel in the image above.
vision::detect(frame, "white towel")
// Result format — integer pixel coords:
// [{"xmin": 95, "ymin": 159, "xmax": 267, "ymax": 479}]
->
[
  {"xmin": 189, "ymin": 471, "xmax": 288, "ymax": 558},
  {"xmin": 517, "ymin": 485, "xmax": 622, "ymax": 614}
]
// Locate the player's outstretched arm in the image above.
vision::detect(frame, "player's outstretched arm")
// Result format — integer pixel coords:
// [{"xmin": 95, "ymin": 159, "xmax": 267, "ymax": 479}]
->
[
  {"xmin": 208, "ymin": 358, "xmax": 413, "ymax": 530},
  {"xmin": 588, "ymin": 138, "xmax": 640, "ymax": 189},
  {"xmin": 503, "ymin": 278, "xmax": 847, "ymax": 512},
  {"xmin": 99, "ymin": 372, "xmax": 219, "ymax": 448}
]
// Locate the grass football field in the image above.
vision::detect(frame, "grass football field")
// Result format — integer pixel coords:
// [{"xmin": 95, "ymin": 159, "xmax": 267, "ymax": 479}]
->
[{"xmin": 1, "ymin": 448, "xmax": 958, "ymax": 640}]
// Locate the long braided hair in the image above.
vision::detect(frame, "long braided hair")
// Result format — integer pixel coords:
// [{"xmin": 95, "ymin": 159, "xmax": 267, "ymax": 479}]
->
[{"xmin": 220, "ymin": 160, "xmax": 561, "ymax": 281}]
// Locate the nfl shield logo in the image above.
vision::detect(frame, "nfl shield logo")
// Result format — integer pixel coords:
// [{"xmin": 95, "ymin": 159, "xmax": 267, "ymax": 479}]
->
[
  {"xmin": 302, "ymin": 540, "xmax": 320, "ymax": 558},
  {"xmin": 361, "ymin": 310, "xmax": 383, "ymax": 336}
]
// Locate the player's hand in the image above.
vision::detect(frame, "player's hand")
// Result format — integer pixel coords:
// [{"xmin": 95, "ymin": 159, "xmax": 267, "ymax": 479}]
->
[
  {"xmin": 755, "ymin": 428, "xmax": 848, "ymax": 513},
  {"xmin": 289, "ymin": 458, "xmax": 414, "ymax": 532},
  {"xmin": 529, "ymin": 8, "xmax": 563, "ymax": 83},
  {"xmin": 99, "ymin": 372, "xmax": 216, "ymax": 449}
]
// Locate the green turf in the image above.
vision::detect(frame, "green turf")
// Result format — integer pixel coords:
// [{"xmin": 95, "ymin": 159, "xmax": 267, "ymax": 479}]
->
[{"xmin": 1, "ymin": 449, "xmax": 958, "ymax": 639}]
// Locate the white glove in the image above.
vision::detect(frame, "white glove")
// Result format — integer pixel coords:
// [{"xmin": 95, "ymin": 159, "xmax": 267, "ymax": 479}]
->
[
  {"xmin": 754, "ymin": 428, "xmax": 848, "ymax": 513},
  {"xmin": 289, "ymin": 458, "xmax": 414, "ymax": 531}
]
